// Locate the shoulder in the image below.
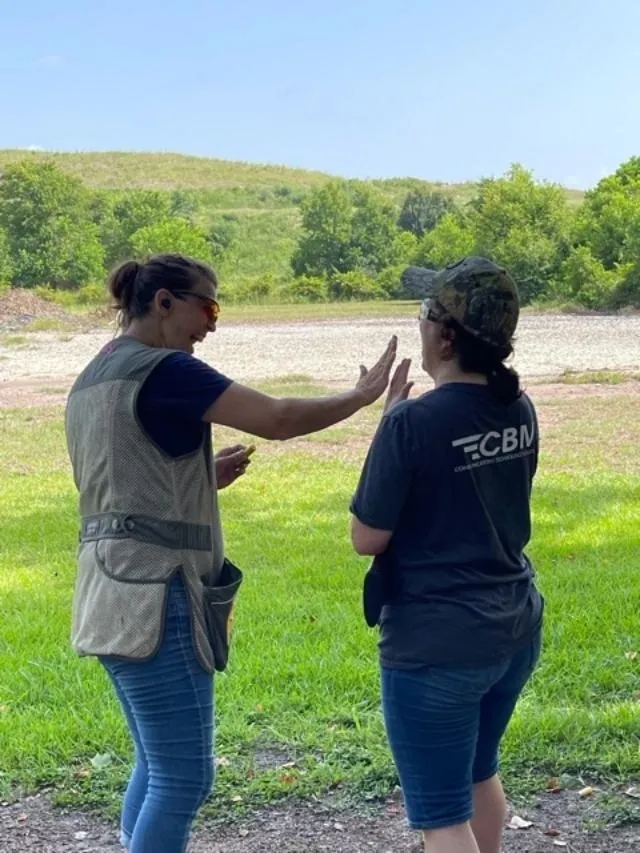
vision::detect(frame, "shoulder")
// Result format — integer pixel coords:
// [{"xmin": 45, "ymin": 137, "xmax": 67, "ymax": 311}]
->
[
  {"xmin": 150, "ymin": 351, "xmax": 231, "ymax": 383},
  {"xmin": 384, "ymin": 388, "xmax": 453, "ymax": 426}
]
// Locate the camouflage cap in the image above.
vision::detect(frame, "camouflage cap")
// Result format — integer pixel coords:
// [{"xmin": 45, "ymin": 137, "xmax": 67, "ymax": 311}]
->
[{"xmin": 411, "ymin": 256, "xmax": 519, "ymax": 347}]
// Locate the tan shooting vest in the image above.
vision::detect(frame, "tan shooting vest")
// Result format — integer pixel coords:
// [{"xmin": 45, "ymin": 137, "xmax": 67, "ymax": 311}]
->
[{"xmin": 65, "ymin": 336, "xmax": 225, "ymax": 673}]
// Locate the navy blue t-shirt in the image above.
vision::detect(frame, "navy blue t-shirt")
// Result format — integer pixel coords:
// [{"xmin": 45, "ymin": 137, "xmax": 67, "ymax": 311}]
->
[
  {"xmin": 136, "ymin": 353, "xmax": 232, "ymax": 457},
  {"xmin": 351, "ymin": 383, "xmax": 543, "ymax": 669}
]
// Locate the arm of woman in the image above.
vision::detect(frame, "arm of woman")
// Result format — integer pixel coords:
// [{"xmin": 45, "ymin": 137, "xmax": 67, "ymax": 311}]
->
[
  {"xmin": 203, "ymin": 337, "xmax": 398, "ymax": 439},
  {"xmin": 351, "ymin": 519, "xmax": 392, "ymax": 556},
  {"xmin": 351, "ymin": 359, "xmax": 414, "ymax": 555},
  {"xmin": 350, "ymin": 380, "xmax": 415, "ymax": 556}
]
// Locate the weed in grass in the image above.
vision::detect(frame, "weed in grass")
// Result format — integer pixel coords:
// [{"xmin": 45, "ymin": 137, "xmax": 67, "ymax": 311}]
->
[
  {"xmin": 26, "ymin": 317, "xmax": 69, "ymax": 332},
  {"xmin": 0, "ymin": 335, "xmax": 29, "ymax": 347},
  {"xmin": 557, "ymin": 369, "xmax": 640, "ymax": 385}
]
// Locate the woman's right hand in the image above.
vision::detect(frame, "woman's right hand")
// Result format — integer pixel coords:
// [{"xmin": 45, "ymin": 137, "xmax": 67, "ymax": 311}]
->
[{"xmin": 355, "ymin": 336, "xmax": 398, "ymax": 405}]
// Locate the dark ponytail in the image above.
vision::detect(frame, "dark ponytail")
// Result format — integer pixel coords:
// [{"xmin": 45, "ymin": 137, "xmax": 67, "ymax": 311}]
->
[
  {"xmin": 446, "ymin": 319, "xmax": 521, "ymax": 404},
  {"xmin": 107, "ymin": 254, "xmax": 218, "ymax": 326},
  {"xmin": 108, "ymin": 260, "xmax": 140, "ymax": 324}
]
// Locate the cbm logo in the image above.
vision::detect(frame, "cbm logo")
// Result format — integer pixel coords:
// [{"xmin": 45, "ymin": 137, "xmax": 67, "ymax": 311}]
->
[{"xmin": 452, "ymin": 423, "xmax": 535, "ymax": 462}]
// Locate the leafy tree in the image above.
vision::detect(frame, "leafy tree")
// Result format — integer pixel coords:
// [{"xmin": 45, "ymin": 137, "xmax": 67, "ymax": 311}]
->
[
  {"xmin": 579, "ymin": 156, "xmax": 640, "ymax": 268},
  {"xmin": 291, "ymin": 181, "xmax": 353, "ymax": 276},
  {"xmin": 414, "ymin": 213, "xmax": 476, "ymax": 269},
  {"xmin": 0, "ymin": 160, "xmax": 105, "ymax": 287},
  {"xmin": 348, "ymin": 187, "xmax": 404, "ymax": 273},
  {"xmin": 394, "ymin": 230, "xmax": 419, "ymax": 265},
  {"xmin": 108, "ymin": 190, "xmax": 172, "ymax": 265},
  {"xmin": 170, "ymin": 190, "xmax": 200, "ymax": 222},
  {"xmin": 292, "ymin": 181, "xmax": 406, "ymax": 278},
  {"xmin": 470, "ymin": 164, "xmax": 573, "ymax": 302},
  {"xmin": 284, "ymin": 275, "xmax": 328, "ymax": 302},
  {"xmin": 130, "ymin": 218, "xmax": 214, "ymax": 263},
  {"xmin": 554, "ymin": 245, "xmax": 626, "ymax": 308},
  {"xmin": 89, "ymin": 191, "xmax": 123, "ymax": 270},
  {"xmin": 208, "ymin": 221, "xmax": 237, "ymax": 258},
  {"xmin": 491, "ymin": 225, "xmax": 561, "ymax": 304},
  {"xmin": 397, "ymin": 190, "xmax": 456, "ymax": 237},
  {"xmin": 328, "ymin": 269, "xmax": 383, "ymax": 301},
  {"xmin": 612, "ymin": 262, "xmax": 640, "ymax": 307},
  {"xmin": 0, "ymin": 227, "xmax": 14, "ymax": 286}
]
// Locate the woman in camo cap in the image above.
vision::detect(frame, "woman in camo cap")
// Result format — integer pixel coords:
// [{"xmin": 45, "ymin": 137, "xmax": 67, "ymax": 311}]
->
[{"xmin": 351, "ymin": 257, "xmax": 543, "ymax": 853}]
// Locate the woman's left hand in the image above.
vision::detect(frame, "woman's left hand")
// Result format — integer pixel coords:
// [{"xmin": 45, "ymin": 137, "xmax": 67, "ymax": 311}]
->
[
  {"xmin": 215, "ymin": 444, "xmax": 252, "ymax": 489},
  {"xmin": 383, "ymin": 359, "xmax": 413, "ymax": 415}
]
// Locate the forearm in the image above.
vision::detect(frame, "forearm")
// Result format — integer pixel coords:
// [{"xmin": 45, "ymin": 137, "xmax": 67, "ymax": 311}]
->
[{"xmin": 275, "ymin": 390, "xmax": 367, "ymax": 439}]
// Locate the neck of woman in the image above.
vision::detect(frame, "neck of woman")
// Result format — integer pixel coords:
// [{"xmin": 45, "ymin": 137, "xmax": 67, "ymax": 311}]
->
[{"xmin": 432, "ymin": 361, "xmax": 488, "ymax": 389}]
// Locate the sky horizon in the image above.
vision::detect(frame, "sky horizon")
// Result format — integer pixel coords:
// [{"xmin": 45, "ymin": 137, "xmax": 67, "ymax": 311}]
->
[{"xmin": 3, "ymin": 1, "xmax": 640, "ymax": 191}]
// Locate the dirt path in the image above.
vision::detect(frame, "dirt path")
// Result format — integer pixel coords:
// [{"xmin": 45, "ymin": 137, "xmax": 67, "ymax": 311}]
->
[{"xmin": 2, "ymin": 786, "xmax": 639, "ymax": 852}]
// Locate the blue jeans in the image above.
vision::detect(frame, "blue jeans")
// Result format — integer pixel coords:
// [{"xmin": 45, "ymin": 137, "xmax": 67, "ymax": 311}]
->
[
  {"xmin": 381, "ymin": 629, "xmax": 542, "ymax": 830},
  {"xmin": 100, "ymin": 577, "xmax": 214, "ymax": 853}
]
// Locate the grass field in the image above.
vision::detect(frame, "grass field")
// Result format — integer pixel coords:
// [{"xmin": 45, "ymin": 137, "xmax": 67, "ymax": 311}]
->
[{"xmin": 0, "ymin": 377, "xmax": 638, "ymax": 821}]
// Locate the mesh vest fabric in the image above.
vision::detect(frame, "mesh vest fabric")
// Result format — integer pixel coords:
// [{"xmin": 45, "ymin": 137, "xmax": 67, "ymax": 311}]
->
[{"xmin": 65, "ymin": 336, "xmax": 225, "ymax": 673}]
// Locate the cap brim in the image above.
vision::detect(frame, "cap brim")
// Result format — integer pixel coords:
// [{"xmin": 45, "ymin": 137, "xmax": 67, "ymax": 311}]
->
[{"xmin": 401, "ymin": 266, "xmax": 439, "ymax": 299}]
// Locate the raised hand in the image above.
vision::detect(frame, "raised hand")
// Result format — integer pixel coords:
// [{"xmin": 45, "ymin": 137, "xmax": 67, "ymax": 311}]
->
[
  {"xmin": 383, "ymin": 358, "xmax": 413, "ymax": 415},
  {"xmin": 355, "ymin": 336, "xmax": 398, "ymax": 405}
]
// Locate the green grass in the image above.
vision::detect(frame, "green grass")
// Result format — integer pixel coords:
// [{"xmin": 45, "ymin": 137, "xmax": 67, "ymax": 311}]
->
[
  {"xmin": 30, "ymin": 292, "xmax": 422, "ymax": 324},
  {"xmin": 0, "ymin": 384, "xmax": 638, "ymax": 819},
  {"xmin": 220, "ymin": 300, "xmax": 420, "ymax": 323},
  {"xmin": 24, "ymin": 317, "xmax": 71, "ymax": 332},
  {"xmin": 555, "ymin": 369, "xmax": 640, "ymax": 385},
  {"xmin": 0, "ymin": 335, "xmax": 29, "ymax": 347}
]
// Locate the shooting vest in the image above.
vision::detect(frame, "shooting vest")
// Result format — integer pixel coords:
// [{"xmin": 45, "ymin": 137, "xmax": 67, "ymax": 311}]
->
[{"xmin": 65, "ymin": 335, "xmax": 224, "ymax": 673}]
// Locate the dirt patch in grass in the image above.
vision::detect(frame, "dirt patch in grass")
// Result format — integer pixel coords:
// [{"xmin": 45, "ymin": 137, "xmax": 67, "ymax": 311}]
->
[
  {"xmin": 0, "ymin": 376, "xmax": 73, "ymax": 408},
  {"xmin": 1, "ymin": 785, "xmax": 638, "ymax": 852}
]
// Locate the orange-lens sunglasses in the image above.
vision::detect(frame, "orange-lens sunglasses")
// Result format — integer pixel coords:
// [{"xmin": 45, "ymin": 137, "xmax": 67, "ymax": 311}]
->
[{"xmin": 173, "ymin": 291, "xmax": 220, "ymax": 323}]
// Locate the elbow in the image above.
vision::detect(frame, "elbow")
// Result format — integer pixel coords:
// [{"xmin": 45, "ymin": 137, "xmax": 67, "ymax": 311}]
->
[
  {"xmin": 351, "ymin": 518, "xmax": 392, "ymax": 556},
  {"xmin": 352, "ymin": 539, "xmax": 383, "ymax": 557},
  {"xmin": 352, "ymin": 539, "xmax": 375, "ymax": 557}
]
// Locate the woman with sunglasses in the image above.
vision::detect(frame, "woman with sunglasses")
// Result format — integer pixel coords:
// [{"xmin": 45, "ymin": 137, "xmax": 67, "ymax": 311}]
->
[
  {"xmin": 350, "ymin": 257, "xmax": 544, "ymax": 853},
  {"xmin": 65, "ymin": 253, "xmax": 398, "ymax": 853}
]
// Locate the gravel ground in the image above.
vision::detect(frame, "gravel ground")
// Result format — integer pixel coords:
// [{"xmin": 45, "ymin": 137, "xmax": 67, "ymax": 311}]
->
[{"xmin": 1, "ymin": 314, "xmax": 640, "ymax": 387}]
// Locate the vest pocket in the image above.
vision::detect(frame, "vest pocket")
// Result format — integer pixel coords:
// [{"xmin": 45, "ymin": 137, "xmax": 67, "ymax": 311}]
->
[
  {"xmin": 95, "ymin": 538, "xmax": 179, "ymax": 583},
  {"xmin": 202, "ymin": 558, "xmax": 243, "ymax": 672}
]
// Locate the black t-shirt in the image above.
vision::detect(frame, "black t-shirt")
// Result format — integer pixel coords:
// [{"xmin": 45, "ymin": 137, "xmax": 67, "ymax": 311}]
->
[
  {"xmin": 136, "ymin": 353, "xmax": 232, "ymax": 457},
  {"xmin": 351, "ymin": 383, "xmax": 543, "ymax": 669}
]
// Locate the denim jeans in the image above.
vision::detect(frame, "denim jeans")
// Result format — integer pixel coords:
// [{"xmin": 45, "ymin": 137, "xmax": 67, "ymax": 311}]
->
[
  {"xmin": 381, "ymin": 628, "xmax": 542, "ymax": 830},
  {"xmin": 100, "ymin": 576, "xmax": 214, "ymax": 853}
]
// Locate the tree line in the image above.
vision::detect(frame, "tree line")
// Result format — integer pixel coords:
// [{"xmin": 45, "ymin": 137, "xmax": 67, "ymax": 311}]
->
[{"xmin": 0, "ymin": 158, "xmax": 639, "ymax": 309}]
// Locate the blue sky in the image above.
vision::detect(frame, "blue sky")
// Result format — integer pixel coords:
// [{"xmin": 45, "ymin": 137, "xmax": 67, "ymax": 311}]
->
[{"xmin": 2, "ymin": 0, "xmax": 639, "ymax": 189}]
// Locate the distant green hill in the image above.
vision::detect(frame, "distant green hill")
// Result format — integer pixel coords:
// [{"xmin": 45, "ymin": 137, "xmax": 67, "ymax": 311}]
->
[
  {"xmin": 0, "ymin": 150, "xmax": 585, "ymax": 286},
  {"xmin": 0, "ymin": 149, "xmax": 585, "ymax": 203}
]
